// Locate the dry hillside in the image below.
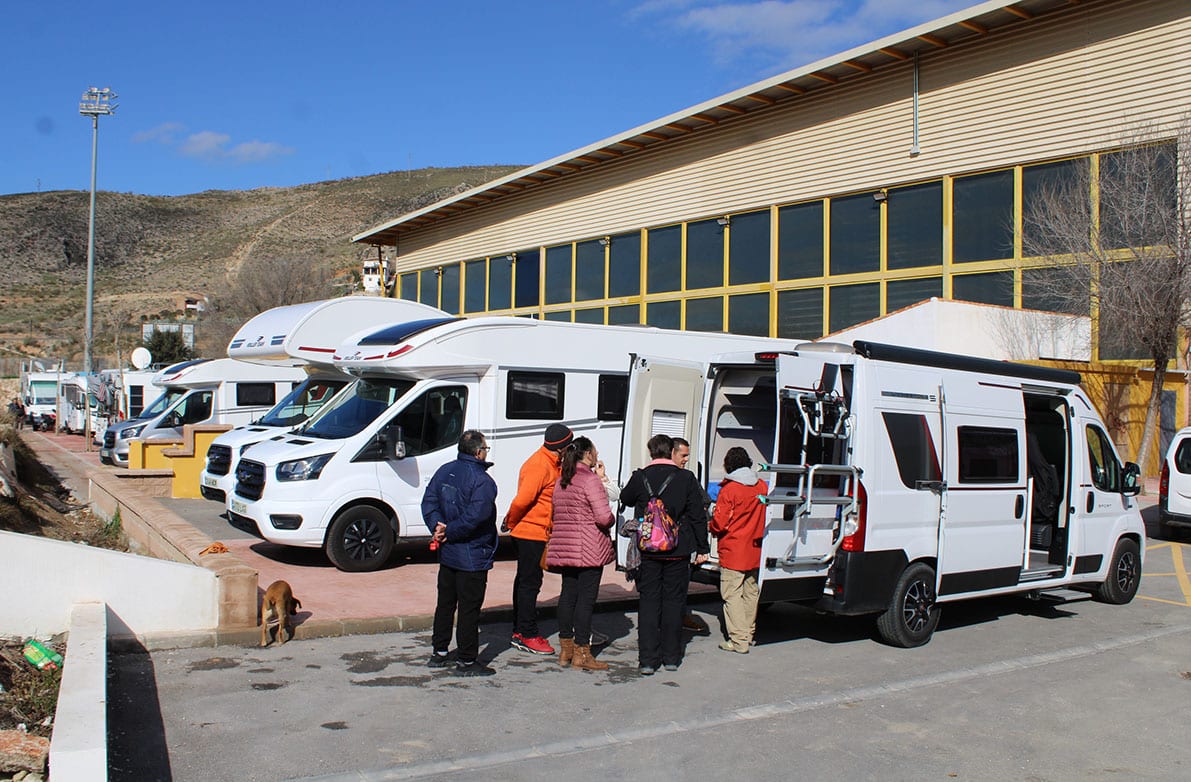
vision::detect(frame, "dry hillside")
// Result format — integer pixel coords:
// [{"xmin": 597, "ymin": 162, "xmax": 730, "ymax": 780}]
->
[{"xmin": 0, "ymin": 165, "xmax": 517, "ymax": 367}]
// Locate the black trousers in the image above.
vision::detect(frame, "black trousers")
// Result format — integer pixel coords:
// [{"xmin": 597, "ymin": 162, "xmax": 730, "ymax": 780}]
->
[
  {"xmin": 557, "ymin": 566, "xmax": 603, "ymax": 646},
  {"xmin": 432, "ymin": 564, "xmax": 488, "ymax": 663},
  {"xmin": 512, "ymin": 537, "xmax": 546, "ymax": 637},
  {"xmin": 636, "ymin": 557, "xmax": 689, "ymax": 667}
]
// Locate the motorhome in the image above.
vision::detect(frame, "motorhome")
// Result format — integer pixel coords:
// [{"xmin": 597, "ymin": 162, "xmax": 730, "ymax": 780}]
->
[
  {"xmin": 199, "ymin": 297, "xmax": 446, "ymax": 503},
  {"xmin": 618, "ymin": 340, "xmax": 1146, "ymax": 647},
  {"xmin": 99, "ymin": 358, "xmax": 305, "ymax": 466},
  {"xmin": 225, "ymin": 316, "xmax": 800, "ymax": 571},
  {"xmin": 21, "ymin": 368, "xmax": 61, "ymax": 431},
  {"xmin": 56, "ymin": 373, "xmax": 107, "ymax": 436}
]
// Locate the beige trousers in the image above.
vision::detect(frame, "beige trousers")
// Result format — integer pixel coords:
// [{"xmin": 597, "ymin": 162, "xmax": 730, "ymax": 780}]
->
[{"xmin": 719, "ymin": 567, "xmax": 759, "ymax": 650}]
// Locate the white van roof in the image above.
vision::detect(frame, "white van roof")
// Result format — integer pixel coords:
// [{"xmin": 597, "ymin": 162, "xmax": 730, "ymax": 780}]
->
[
  {"xmin": 152, "ymin": 357, "xmax": 305, "ymax": 389},
  {"xmin": 227, "ymin": 297, "xmax": 446, "ymax": 367}
]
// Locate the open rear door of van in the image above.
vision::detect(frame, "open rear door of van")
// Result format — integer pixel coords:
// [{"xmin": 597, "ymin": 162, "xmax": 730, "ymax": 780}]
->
[{"xmin": 614, "ymin": 354, "xmax": 708, "ymax": 571}]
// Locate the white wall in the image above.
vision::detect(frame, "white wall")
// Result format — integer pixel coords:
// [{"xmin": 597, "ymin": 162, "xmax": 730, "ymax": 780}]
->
[{"xmin": 0, "ymin": 531, "xmax": 218, "ymax": 638}]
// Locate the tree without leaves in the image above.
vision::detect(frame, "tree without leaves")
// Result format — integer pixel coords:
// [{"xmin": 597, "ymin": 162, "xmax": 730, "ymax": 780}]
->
[{"xmin": 1022, "ymin": 118, "xmax": 1190, "ymax": 474}]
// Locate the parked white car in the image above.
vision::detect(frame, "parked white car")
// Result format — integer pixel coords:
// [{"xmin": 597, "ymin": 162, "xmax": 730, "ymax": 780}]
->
[{"xmin": 1159, "ymin": 426, "xmax": 1191, "ymax": 539}]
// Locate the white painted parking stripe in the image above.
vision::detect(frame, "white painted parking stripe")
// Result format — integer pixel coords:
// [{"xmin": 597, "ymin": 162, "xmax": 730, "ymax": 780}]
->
[{"xmin": 294, "ymin": 622, "xmax": 1191, "ymax": 782}]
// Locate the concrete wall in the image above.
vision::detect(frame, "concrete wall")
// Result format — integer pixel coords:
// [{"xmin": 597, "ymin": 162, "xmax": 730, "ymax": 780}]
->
[{"xmin": 0, "ymin": 531, "xmax": 217, "ymax": 638}]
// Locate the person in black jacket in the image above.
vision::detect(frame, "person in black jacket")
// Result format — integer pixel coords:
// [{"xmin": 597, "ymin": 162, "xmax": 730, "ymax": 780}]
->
[
  {"xmin": 422, "ymin": 430, "xmax": 499, "ymax": 677},
  {"xmin": 619, "ymin": 433, "xmax": 710, "ymax": 674}
]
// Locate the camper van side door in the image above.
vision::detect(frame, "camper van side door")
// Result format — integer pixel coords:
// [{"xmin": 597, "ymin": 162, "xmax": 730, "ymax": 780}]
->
[{"xmin": 1072, "ymin": 421, "xmax": 1128, "ymax": 571}]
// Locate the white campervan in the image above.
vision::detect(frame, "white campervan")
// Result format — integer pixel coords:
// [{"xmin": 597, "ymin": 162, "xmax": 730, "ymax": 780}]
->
[
  {"xmin": 21, "ymin": 370, "xmax": 60, "ymax": 431},
  {"xmin": 198, "ymin": 297, "xmax": 446, "ymax": 503},
  {"xmin": 99, "ymin": 358, "xmax": 305, "ymax": 466},
  {"xmin": 225, "ymin": 316, "xmax": 799, "ymax": 571},
  {"xmin": 620, "ymin": 340, "xmax": 1146, "ymax": 647}
]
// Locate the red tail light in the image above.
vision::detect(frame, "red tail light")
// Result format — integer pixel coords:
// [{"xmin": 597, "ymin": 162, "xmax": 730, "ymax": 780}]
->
[
  {"xmin": 841, "ymin": 479, "xmax": 867, "ymax": 552},
  {"xmin": 1160, "ymin": 461, "xmax": 1169, "ymax": 503}
]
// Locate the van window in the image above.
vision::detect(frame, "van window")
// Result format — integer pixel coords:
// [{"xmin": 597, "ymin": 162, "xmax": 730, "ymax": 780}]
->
[
  {"xmin": 507, "ymin": 372, "xmax": 564, "ymax": 420},
  {"xmin": 300, "ymin": 379, "xmax": 414, "ymax": 439},
  {"xmin": 391, "ymin": 387, "xmax": 468, "ymax": 456},
  {"xmin": 237, "ymin": 383, "xmax": 277, "ymax": 407},
  {"xmin": 957, "ymin": 426, "xmax": 1018, "ymax": 483},
  {"xmin": 129, "ymin": 385, "xmax": 144, "ymax": 417},
  {"xmin": 882, "ymin": 413, "xmax": 941, "ymax": 488},
  {"xmin": 260, "ymin": 379, "xmax": 349, "ymax": 427},
  {"xmin": 597, "ymin": 375, "xmax": 628, "ymax": 421},
  {"xmin": 173, "ymin": 391, "xmax": 213, "ymax": 426},
  {"xmin": 1086, "ymin": 424, "xmax": 1122, "ymax": 491},
  {"xmin": 1176, "ymin": 439, "xmax": 1191, "ymax": 475}
]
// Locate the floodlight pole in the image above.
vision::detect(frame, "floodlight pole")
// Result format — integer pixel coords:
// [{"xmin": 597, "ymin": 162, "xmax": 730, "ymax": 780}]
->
[{"xmin": 79, "ymin": 86, "xmax": 116, "ymax": 375}]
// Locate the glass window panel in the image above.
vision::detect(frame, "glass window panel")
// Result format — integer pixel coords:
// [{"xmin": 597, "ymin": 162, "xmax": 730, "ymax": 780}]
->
[
  {"xmin": 506, "ymin": 371, "xmax": 564, "ymax": 420},
  {"xmin": 887, "ymin": 181, "xmax": 942, "ymax": 269},
  {"xmin": 1100, "ymin": 142, "xmax": 1177, "ymax": 251},
  {"xmin": 464, "ymin": 260, "xmax": 486, "ymax": 313},
  {"xmin": 778, "ymin": 201, "xmax": 824, "ymax": 280},
  {"xmin": 609, "ymin": 232, "xmax": 641, "ymax": 297},
  {"xmin": 544, "ymin": 244, "xmax": 572, "ymax": 305},
  {"xmin": 488, "ymin": 255, "xmax": 512, "ymax": 311},
  {"xmin": 514, "ymin": 249, "xmax": 540, "ymax": 309},
  {"xmin": 886, "ymin": 277, "xmax": 942, "ymax": 313},
  {"xmin": 829, "ymin": 194, "xmax": 880, "ymax": 275},
  {"xmin": 543, "ymin": 310, "xmax": 571, "ymax": 322},
  {"xmin": 575, "ymin": 240, "xmax": 605, "ymax": 302},
  {"xmin": 400, "ymin": 272, "xmax": 417, "ymax": 302},
  {"xmin": 729, "ymin": 210, "xmax": 770, "ymax": 285},
  {"xmin": 608, "ymin": 304, "xmax": 639, "ymax": 325},
  {"xmin": 953, "ymin": 170, "xmax": 1014, "ymax": 263},
  {"xmin": 1023, "ymin": 158, "xmax": 1090, "ymax": 253},
  {"xmin": 439, "ymin": 264, "xmax": 460, "ymax": 315},
  {"xmin": 958, "ymin": 427, "xmax": 1019, "ymax": 483},
  {"xmin": 1022, "ymin": 266, "xmax": 1089, "ymax": 315},
  {"xmin": 777, "ymin": 288, "xmax": 824, "ymax": 339},
  {"xmin": 686, "ymin": 296, "xmax": 723, "ymax": 332},
  {"xmin": 1098, "ymin": 279, "xmax": 1148, "ymax": 360},
  {"xmin": 686, "ymin": 219, "xmax": 725, "ymax": 290},
  {"xmin": 647, "ymin": 299, "xmax": 680, "ymax": 330},
  {"xmin": 829, "ymin": 282, "xmax": 879, "ymax": 332},
  {"xmin": 575, "ymin": 307, "xmax": 604, "ymax": 324},
  {"xmin": 597, "ymin": 375, "xmax": 629, "ymax": 421},
  {"xmin": 419, "ymin": 269, "xmax": 438, "ymax": 307},
  {"xmin": 647, "ymin": 225, "xmax": 681, "ymax": 294},
  {"xmin": 882, "ymin": 412, "xmax": 941, "ymax": 489},
  {"xmin": 952, "ymin": 272, "xmax": 1013, "ymax": 306},
  {"xmin": 728, "ymin": 292, "xmax": 770, "ymax": 336}
]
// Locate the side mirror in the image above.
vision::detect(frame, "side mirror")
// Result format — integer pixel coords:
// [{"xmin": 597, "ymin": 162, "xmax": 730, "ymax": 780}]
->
[
  {"xmin": 380, "ymin": 424, "xmax": 406, "ymax": 460},
  {"xmin": 1121, "ymin": 462, "xmax": 1141, "ymax": 496}
]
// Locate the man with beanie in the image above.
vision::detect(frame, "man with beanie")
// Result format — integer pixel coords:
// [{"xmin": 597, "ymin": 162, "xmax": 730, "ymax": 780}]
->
[{"xmin": 503, "ymin": 423, "xmax": 573, "ymax": 655}]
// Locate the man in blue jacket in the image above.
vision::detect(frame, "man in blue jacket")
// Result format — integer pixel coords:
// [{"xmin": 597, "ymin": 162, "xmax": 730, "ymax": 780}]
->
[{"xmin": 422, "ymin": 429, "xmax": 499, "ymax": 677}]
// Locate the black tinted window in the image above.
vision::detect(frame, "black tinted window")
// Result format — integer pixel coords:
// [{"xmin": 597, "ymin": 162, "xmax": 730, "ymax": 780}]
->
[
  {"xmin": 958, "ymin": 427, "xmax": 1019, "ymax": 483},
  {"xmin": 1174, "ymin": 438, "xmax": 1191, "ymax": 475},
  {"xmin": 507, "ymin": 371, "xmax": 564, "ymax": 420},
  {"xmin": 883, "ymin": 413, "xmax": 941, "ymax": 488},
  {"xmin": 236, "ymin": 383, "xmax": 276, "ymax": 407},
  {"xmin": 598, "ymin": 375, "xmax": 628, "ymax": 421}
]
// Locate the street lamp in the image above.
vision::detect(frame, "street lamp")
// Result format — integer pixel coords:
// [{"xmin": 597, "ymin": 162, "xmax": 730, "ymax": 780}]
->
[{"xmin": 78, "ymin": 86, "xmax": 117, "ymax": 374}]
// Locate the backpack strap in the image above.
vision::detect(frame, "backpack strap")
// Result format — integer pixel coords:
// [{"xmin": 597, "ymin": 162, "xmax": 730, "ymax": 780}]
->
[{"xmin": 655, "ymin": 472, "xmax": 676, "ymax": 496}]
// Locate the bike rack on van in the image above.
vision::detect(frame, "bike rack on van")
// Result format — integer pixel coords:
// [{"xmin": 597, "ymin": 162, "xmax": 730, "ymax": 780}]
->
[{"xmin": 757, "ymin": 462, "xmax": 860, "ymax": 566}]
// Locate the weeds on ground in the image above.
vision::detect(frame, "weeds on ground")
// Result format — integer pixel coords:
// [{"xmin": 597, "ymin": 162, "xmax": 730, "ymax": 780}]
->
[{"xmin": 0, "ymin": 640, "xmax": 63, "ymax": 738}]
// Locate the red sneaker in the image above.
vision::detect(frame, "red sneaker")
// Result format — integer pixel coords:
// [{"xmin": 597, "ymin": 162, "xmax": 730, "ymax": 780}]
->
[{"xmin": 512, "ymin": 634, "xmax": 555, "ymax": 655}]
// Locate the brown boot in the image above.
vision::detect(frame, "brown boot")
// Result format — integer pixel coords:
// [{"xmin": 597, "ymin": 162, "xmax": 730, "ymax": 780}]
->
[
  {"xmin": 572, "ymin": 645, "xmax": 609, "ymax": 671},
  {"xmin": 558, "ymin": 638, "xmax": 575, "ymax": 667}
]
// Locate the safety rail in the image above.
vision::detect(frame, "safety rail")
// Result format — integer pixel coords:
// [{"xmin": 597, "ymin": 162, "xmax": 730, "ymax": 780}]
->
[{"xmin": 757, "ymin": 462, "xmax": 860, "ymax": 566}]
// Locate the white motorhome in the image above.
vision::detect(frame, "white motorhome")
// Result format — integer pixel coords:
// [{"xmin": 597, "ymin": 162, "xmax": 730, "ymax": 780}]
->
[
  {"xmin": 620, "ymin": 340, "xmax": 1146, "ymax": 647},
  {"xmin": 21, "ymin": 369, "xmax": 61, "ymax": 431},
  {"xmin": 198, "ymin": 297, "xmax": 446, "ymax": 503},
  {"xmin": 225, "ymin": 316, "xmax": 799, "ymax": 571},
  {"xmin": 57, "ymin": 373, "xmax": 107, "ymax": 436},
  {"xmin": 99, "ymin": 358, "xmax": 305, "ymax": 466}
]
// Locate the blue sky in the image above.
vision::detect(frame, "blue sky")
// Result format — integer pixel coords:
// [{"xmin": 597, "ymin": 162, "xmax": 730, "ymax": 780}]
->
[{"xmin": 4, "ymin": 0, "xmax": 973, "ymax": 197}]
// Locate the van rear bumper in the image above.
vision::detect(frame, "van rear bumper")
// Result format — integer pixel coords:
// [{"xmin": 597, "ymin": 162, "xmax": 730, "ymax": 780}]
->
[{"xmin": 816, "ymin": 549, "xmax": 910, "ymax": 616}]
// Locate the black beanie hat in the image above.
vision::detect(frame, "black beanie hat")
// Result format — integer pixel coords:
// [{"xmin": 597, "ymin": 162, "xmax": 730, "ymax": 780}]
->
[{"xmin": 544, "ymin": 423, "xmax": 574, "ymax": 452}]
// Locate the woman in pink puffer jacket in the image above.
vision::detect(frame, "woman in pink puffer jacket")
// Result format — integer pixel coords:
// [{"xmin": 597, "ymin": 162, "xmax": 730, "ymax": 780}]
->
[{"xmin": 546, "ymin": 436, "xmax": 614, "ymax": 671}]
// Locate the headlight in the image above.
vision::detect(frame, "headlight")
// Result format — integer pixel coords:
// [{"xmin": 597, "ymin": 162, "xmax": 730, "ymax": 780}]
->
[
  {"xmin": 276, "ymin": 453, "xmax": 333, "ymax": 482},
  {"xmin": 121, "ymin": 425, "xmax": 146, "ymax": 439}
]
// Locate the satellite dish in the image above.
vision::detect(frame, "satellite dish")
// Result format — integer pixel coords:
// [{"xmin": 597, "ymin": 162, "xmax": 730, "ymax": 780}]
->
[{"xmin": 131, "ymin": 347, "xmax": 152, "ymax": 370}]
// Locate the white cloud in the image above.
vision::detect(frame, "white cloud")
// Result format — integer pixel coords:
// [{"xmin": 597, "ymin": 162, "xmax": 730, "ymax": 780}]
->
[
  {"xmin": 132, "ymin": 122, "xmax": 185, "ymax": 145},
  {"xmin": 179, "ymin": 130, "xmax": 232, "ymax": 159},
  {"xmin": 137, "ymin": 125, "xmax": 295, "ymax": 164},
  {"xmin": 225, "ymin": 140, "xmax": 295, "ymax": 163}
]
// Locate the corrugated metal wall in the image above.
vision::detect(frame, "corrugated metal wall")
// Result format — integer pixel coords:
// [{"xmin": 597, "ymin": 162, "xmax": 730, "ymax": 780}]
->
[{"xmin": 390, "ymin": 0, "xmax": 1188, "ymax": 271}]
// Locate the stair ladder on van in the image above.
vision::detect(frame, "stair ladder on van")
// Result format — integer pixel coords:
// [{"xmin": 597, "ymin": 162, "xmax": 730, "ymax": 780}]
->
[{"xmin": 757, "ymin": 389, "xmax": 858, "ymax": 566}]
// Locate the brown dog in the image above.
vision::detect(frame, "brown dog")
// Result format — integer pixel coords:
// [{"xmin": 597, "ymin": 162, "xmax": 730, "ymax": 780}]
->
[{"xmin": 260, "ymin": 580, "xmax": 301, "ymax": 647}]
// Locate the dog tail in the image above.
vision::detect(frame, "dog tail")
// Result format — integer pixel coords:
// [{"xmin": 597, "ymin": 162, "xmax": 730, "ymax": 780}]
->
[{"xmin": 291, "ymin": 598, "xmax": 302, "ymax": 614}]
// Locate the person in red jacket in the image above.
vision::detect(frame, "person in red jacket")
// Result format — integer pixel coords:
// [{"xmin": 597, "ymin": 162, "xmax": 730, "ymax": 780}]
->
[
  {"xmin": 709, "ymin": 447, "xmax": 769, "ymax": 654},
  {"xmin": 546, "ymin": 436, "xmax": 614, "ymax": 671},
  {"xmin": 502, "ymin": 423, "xmax": 572, "ymax": 655}
]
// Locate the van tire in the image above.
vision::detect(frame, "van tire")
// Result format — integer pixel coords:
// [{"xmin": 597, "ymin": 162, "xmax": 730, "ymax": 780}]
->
[
  {"xmin": 1094, "ymin": 538, "xmax": 1140, "ymax": 605},
  {"xmin": 876, "ymin": 562, "xmax": 940, "ymax": 648},
  {"xmin": 326, "ymin": 506, "xmax": 394, "ymax": 572}
]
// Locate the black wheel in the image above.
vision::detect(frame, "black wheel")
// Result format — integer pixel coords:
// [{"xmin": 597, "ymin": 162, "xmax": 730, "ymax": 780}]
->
[
  {"xmin": 876, "ymin": 562, "xmax": 941, "ymax": 648},
  {"xmin": 326, "ymin": 506, "xmax": 393, "ymax": 572},
  {"xmin": 1094, "ymin": 538, "xmax": 1141, "ymax": 604}
]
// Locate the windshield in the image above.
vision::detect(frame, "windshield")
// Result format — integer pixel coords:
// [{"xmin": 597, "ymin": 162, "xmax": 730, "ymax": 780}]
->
[
  {"xmin": 139, "ymin": 388, "xmax": 187, "ymax": 419},
  {"xmin": 30, "ymin": 381, "xmax": 56, "ymax": 405},
  {"xmin": 297, "ymin": 377, "xmax": 415, "ymax": 439},
  {"xmin": 259, "ymin": 378, "xmax": 349, "ymax": 427}
]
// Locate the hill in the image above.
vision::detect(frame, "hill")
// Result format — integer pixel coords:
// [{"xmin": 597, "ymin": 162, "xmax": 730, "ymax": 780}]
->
[{"xmin": 0, "ymin": 165, "xmax": 518, "ymax": 368}]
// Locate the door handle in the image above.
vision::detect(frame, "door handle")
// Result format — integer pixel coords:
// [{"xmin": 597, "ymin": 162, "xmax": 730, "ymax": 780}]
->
[
  {"xmin": 1015, "ymin": 495, "xmax": 1024, "ymax": 519},
  {"xmin": 1086, "ymin": 491, "xmax": 1094, "ymax": 513}
]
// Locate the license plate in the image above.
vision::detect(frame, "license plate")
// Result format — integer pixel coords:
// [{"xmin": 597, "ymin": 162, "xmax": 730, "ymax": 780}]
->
[
  {"xmin": 231, "ymin": 500, "xmax": 247, "ymax": 515},
  {"xmin": 100, "ymin": 449, "xmax": 110, "ymax": 458},
  {"xmin": 201, "ymin": 474, "xmax": 219, "ymax": 488}
]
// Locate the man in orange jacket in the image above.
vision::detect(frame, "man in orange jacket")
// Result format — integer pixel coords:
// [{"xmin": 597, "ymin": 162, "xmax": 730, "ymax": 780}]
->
[{"xmin": 503, "ymin": 423, "xmax": 573, "ymax": 655}]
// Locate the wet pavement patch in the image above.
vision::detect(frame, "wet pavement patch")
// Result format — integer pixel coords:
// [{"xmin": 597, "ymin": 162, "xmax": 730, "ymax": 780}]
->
[
  {"xmin": 249, "ymin": 668, "xmax": 274, "ymax": 673},
  {"xmin": 188, "ymin": 657, "xmax": 241, "ymax": 672},
  {"xmin": 351, "ymin": 675, "xmax": 432, "ymax": 688},
  {"xmin": 341, "ymin": 650, "xmax": 415, "ymax": 674},
  {"xmin": 250, "ymin": 682, "xmax": 287, "ymax": 691},
  {"xmin": 321, "ymin": 721, "xmax": 349, "ymax": 730}
]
